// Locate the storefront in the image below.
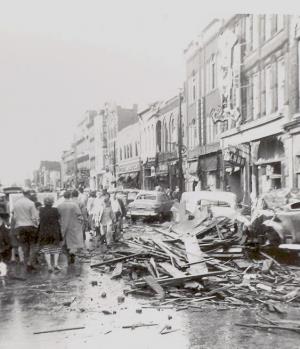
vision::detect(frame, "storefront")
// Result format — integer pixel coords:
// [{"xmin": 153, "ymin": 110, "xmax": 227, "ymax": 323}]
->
[
  {"xmin": 142, "ymin": 157, "xmax": 157, "ymax": 190},
  {"xmin": 117, "ymin": 162, "xmax": 141, "ymax": 189},
  {"xmin": 252, "ymin": 136, "xmax": 286, "ymax": 195},
  {"xmin": 223, "ymin": 145, "xmax": 246, "ymax": 202},
  {"xmin": 185, "ymin": 160, "xmax": 199, "ymax": 191}
]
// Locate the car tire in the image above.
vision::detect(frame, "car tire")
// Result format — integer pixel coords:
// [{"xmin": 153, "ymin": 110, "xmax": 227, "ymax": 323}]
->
[{"xmin": 131, "ymin": 216, "xmax": 137, "ymax": 224}]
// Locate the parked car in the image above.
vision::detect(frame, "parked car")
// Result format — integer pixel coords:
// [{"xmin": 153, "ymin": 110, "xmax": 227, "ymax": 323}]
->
[
  {"xmin": 262, "ymin": 201, "xmax": 300, "ymax": 249},
  {"xmin": 180, "ymin": 190, "xmax": 239, "ymax": 220},
  {"xmin": 127, "ymin": 190, "xmax": 173, "ymax": 221}
]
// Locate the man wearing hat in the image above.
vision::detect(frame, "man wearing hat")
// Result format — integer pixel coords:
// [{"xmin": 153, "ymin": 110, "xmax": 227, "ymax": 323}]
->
[{"xmin": 12, "ymin": 188, "xmax": 39, "ymax": 271}]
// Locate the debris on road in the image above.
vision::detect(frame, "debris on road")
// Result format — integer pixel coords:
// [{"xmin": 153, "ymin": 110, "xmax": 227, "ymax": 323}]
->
[
  {"xmin": 90, "ymin": 217, "xmax": 300, "ymax": 310},
  {"xmin": 33, "ymin": 326, "xmax": 85, "ymax": 335}
]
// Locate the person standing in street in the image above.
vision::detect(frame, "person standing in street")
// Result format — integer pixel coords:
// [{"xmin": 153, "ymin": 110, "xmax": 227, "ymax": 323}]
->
[
  {"xmin": 72, "ymin": 189, "xmax": 88, "ymax": 241},
  {"xmin": 38, "ymin": 197, "xmax": 62, "ymax": 272},
  {"xmin": 57, "ymin": 191, "xmax": 84, "ymax": 264},
  {"xmin": 0, "ymin": 207, "xmax": 11, "ymax": 262},
  {"xmin": 13, "ymin": 189, "xmax": 39, "ymax": 272},
  {"xmin": 87, "ymin": 191, "xmax": 96, "ymax": 233},
  {"xmin": 92, "ymin": 190, "xmax": 104, "ymax": 240},
  {"xmin": 99, "ymin": 198, "xmax": 116, "ymax": 248},
  {"xmin": 111, "ymin": 193, "xmax": 126, "ymax": 242}
]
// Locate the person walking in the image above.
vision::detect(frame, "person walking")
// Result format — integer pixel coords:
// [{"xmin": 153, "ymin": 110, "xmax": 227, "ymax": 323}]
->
[
  {"xmin": 38, "ymin": 197, "xmax": 62, "ymax": 272},
  {"xmin": 13, "ymin": 189, "xmax": 39, "ymax": 271},
  {"xmin": 57, "ymin": 191, "xmax": 84, "ymax": 264}
]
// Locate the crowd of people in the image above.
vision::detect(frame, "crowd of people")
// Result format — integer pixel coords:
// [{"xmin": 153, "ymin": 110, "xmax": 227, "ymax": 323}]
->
[{"xmin": 0, "ymin": 187, "xmax": 127, "ymax": 274}]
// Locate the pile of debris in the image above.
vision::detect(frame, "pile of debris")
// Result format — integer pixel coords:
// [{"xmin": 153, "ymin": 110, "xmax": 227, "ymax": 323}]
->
[{"xmin": 90, "ymin": 215, "xmax": 300, "ymax": 310}]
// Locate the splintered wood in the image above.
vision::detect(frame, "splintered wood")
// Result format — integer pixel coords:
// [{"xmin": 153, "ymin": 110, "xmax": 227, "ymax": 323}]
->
[{"xmin": 90, "ymin": 212, "xmax": 300, "ymax": 310}]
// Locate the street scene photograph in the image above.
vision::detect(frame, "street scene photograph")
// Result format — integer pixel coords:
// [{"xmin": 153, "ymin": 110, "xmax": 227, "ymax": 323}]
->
[{"xmin": 1, "ymin": 1, "xmax": 300, "ymax": 348}]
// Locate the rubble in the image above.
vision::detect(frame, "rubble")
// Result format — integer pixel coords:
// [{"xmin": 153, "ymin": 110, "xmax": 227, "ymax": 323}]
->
[{"xmin": 90, "ymin": 215, "xmax": 300, "ymax": 312}]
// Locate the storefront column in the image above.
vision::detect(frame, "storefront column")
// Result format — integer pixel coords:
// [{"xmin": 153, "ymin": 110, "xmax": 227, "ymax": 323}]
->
[{"xmin": 282, "ymin": 134, "xmax": 293, "ymax": 190}]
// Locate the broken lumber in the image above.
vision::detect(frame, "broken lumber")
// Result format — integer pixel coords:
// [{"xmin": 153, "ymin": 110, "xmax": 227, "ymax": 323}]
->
[
  {"xmin": 135, "ymin": 270, "xmax": 229, "ymax": 288},
  {"xmin": 143, "ymin": 275, "xmax": 165, "ymax": 300},
  {"xmin": 183, "ymin": 236, "xmax": 208, "ymax": 275},
  {"xmin": 34, "ymin": 326, "xmax": 85, "ymax": 335},
  {"xmin": 90, "ymin": 253, "xmax": 143, "ymax": 268},
  {"xmin": 111, "ymin": 262, "xmax": 123, "ymax": 279}
]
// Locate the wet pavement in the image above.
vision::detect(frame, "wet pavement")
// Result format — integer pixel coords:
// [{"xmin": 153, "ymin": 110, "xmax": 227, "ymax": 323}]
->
[{"xmin": 1, "ymin": 225, "xmax": 300, "ymax": 349}]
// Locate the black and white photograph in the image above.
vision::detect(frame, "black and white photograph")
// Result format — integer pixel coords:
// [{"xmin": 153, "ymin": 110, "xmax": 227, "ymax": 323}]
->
[{"xmin": 1, "ymin": 1, "xmax": 300, "ymax": 348}]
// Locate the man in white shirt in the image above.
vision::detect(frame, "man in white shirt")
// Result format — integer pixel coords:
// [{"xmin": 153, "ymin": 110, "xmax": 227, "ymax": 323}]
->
[{"xmin": 13, "ymin": 189, "xmax": 39, "ymax": 271}]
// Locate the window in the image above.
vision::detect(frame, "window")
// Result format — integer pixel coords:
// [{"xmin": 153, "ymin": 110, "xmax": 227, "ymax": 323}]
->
[
  {"xmin": 261, "ymin": 68, "xmax": 266, "ymax": 116},
  {"xmin": 130, "ymin": 144, "xmax": 132, "ymax": 158},
  {"xmin": 253, "ymin": 73, "xmax": 260, "ymax": 119},
  {"xmin": 247, "ymin": 75, "xmax": 253, "ymax": 120},
  {"xmin": 211, "ymin": 55, "xmax": 216, "ymax": 90},
  {"xmin": 260, "ymin": 15, "xmax": 266, "ymax": 43},
  {"xmin": 265, "ymin": 15, "xmax": 272, "ymax": 41},
  {"xmin": 277, "ymin": 57, "xmax": 285, "ymax": 111},
  {"xmin": 120, "ymin": 148, "xmax": 122, "ymax": 161},
  {"xmin": 135, "ymin": 142, "xmax": 138, "ymax": 156},
  {"xmin": 245, "ymin": 15, "xmax": 253, "ymax": 52},
  {"xmin": 188, "ymin": 73, "xmax": 197, "ymax": 104},
  {"xmin": 277, "ymin": 15, "xmax": 284, "ymax": 31},
  {"xmin": 252, "ymin": 15, "xmax": 259, "ymax": 50},
  {"xmin": 265, "ymin": 65, "xmax": 272, "ymax": 115}
]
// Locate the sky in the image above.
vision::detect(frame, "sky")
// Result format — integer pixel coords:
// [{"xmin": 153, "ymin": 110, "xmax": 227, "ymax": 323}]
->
[{"xmin": 0, "ymin": 0, "xmax": 295, "ymax": 186}]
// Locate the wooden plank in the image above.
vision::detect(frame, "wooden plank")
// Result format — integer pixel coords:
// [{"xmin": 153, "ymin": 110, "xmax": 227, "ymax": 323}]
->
[
  {"xmin": 90, "ymin": 253, "xmax": 143, "ymax": 268},
  {"xmin": 135, "ymin": 270, "xmax": 229, "ymax": 288},
  {"xmin": 183, "ymin": 236, "xmax": 208, "ymax": 275},
  {"xmin": 159, "ymin": 262, "xmax": 185, "ymax": 278},
  {"xmin": 144, "ymin": 261, "xmax": 157, "ymax": 278},
  {"xmin": 150, "ymin": 257, "xmax": 160, "ymax": 278},
  {"xmin": 111, "ymin": 262, "xmax": 123, "ymax": 279},
  {"xmin": 143, "ymin": 275, "xmax": 165, "ymax": 300}
]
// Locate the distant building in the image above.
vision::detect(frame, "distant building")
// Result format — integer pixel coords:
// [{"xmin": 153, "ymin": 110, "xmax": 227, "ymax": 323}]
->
[{"xmin": 35, "ymin": 160, "xmax": 61, "ymax": 191}]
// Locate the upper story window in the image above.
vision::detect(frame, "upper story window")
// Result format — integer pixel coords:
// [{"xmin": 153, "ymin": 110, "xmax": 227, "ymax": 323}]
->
[
  {"xmin": 188, "ymin": 72, "xmax": 197, "ymax": 105},
  {"xmin": 135, "ymin": 141, "xmax": 139, "ymax": 156},
  {"xmin": 245, "ymin": 15, "xmax": 253, "ymax": 52},
  {"xmin": 277, "ymin": 56, "xmax": 285, "ymax": 112},
  {"xmin": 206, "ymin": 55, "xmax": 217, "ymax": 92},
  {"xmin": 119, "ymin": 148, "xmax": 122, "ymax": 161}
]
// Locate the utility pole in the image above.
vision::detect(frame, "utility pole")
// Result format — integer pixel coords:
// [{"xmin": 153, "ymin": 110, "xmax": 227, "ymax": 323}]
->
[{"xmin": 178, "ymin": 90, "xmax": 184, "ymax": 194}]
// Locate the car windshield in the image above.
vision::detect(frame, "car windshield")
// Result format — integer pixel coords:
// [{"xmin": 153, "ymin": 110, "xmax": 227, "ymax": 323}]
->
[
  {"xmin": 198, "ymin": 199, "xmax": 231, "ymax": 207},
  {"xmin": 136, "ymin": 194, "xmax": 156, "ymax": 201}
]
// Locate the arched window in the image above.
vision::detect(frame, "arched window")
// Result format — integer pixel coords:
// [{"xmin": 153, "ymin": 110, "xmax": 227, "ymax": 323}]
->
[
  {"xmin": 164, "ymin": 123, "xmax": 168, "ymax": 151},
  {"xmin": 156, "ymin": 121, "xmax": 162, "ymax": 152}
]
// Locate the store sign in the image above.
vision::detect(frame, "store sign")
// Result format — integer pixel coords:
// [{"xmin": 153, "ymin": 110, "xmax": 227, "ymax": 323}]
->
[
  {"xmin": 118, "ymin": 162, "xmax": 140, "ymax": 174},
  {"xmin": 224, "ymin": 147, "xmax": 245, "ymax": 167}
]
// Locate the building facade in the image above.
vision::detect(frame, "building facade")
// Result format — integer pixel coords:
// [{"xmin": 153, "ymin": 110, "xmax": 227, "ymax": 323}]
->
[{"xmin": 116, "ymin": 121, "xmax": 141, "ymax": 188}]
